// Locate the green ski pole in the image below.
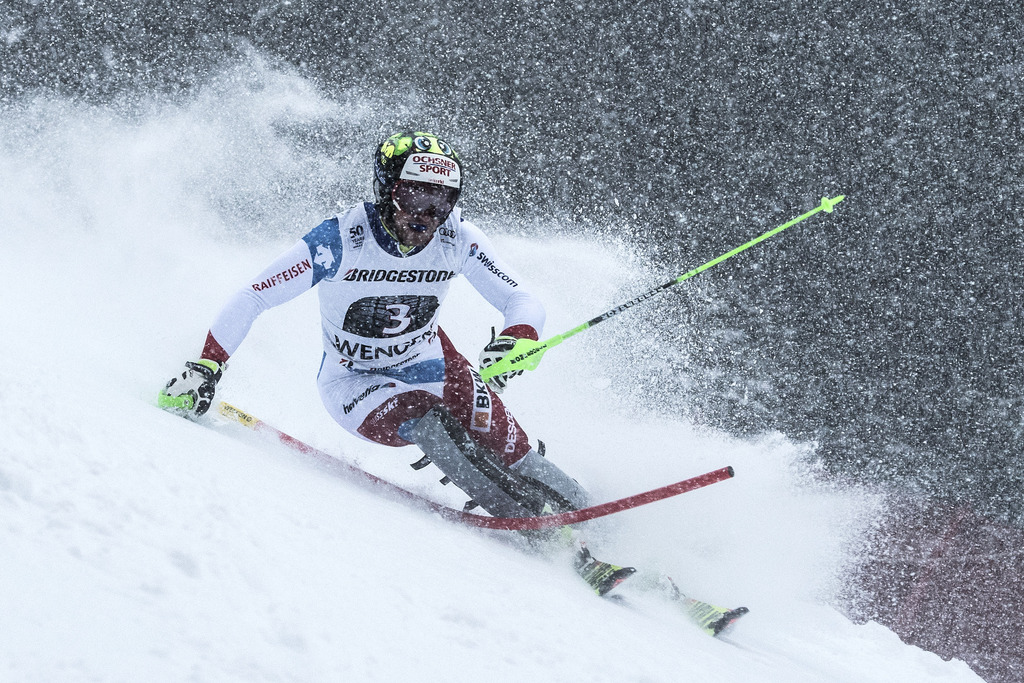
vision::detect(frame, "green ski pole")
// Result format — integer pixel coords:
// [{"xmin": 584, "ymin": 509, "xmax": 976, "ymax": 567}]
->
[{"xmin": 480, "ymin": 195, "xmax": 845, "ymax": 382}]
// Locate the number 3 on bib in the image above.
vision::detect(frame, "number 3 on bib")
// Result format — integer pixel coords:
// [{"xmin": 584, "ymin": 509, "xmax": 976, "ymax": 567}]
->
[
  {"xmin": 342, "ymin": 296, "xmax": 440, "ymax": 338},
  {"xmin": 383, "ymin": 303, "xmax": 412, "ymax": 335}
]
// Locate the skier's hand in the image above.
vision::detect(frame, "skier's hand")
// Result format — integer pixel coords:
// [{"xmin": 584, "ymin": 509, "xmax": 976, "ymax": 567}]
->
[
  {"xmin": 158, "ymin": 359, "xmax": 225, "ymax": 418},
  {"xmin": 479, "ymin": 328, "xmax": 523, "ymax": 394}
]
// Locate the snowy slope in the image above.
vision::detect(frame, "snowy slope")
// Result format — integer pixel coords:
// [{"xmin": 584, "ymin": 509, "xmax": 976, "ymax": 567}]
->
[{"xmin": 0, "ymin": 76, "xmax": 982, "ymax": 682}]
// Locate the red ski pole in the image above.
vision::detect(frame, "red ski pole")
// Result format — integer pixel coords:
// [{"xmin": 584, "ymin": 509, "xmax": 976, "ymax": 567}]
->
[{"xmin": 216, "ymin": 402, "xmax": 735, "ymax": 530}]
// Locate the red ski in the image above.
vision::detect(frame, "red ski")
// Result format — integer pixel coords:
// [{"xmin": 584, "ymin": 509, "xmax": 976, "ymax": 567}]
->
[{"xmin": 215, "ymin": 401, "xmax": 734, "ymax": 531}]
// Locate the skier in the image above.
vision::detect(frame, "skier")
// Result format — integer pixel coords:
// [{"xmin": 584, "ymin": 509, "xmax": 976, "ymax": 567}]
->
[{"xmin": 159, "ymin": 130, "xmax": 634, "ymax": 596}]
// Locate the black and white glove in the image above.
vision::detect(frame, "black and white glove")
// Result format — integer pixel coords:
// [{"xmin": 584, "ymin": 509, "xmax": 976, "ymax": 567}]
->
[
  {"xmin": 158, "ymin": 359, "xmax": 224, "ymax": 418},
  {"xmin": 478, "ymin": 328, "xmax": 523, "ymax": 395}
]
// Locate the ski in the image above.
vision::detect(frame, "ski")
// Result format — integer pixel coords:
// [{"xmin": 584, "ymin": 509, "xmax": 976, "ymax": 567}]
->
[
  {"xmin": 616, "ymin": 574, "xmax": 750, "ymax": 637},
  {"xmin": 681, "ymin": 598, "xmax": 750, "ymax": 636},
  {"xmin": 214, "ymin": 401, "xmax": 735, "ymax": 531}
]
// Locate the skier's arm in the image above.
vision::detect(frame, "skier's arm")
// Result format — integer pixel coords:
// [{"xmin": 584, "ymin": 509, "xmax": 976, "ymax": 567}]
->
[
  {"xmin": 160, "ymin": 218, "xmax": 344, "ymax": 417},
  {"xmin": 201, "ymin": 240, "xmax": 314, "ymax": 361},
  {"xmin": 202, "ymin": 217, "xmax": 344, "ymax": 363},
  {"xmin": 459, "ymin": 220, "xmax": 545, "ymax": 392},
  {"xmin": 460, "ymin": 222, "xmax": 545, "ymax": 340}
]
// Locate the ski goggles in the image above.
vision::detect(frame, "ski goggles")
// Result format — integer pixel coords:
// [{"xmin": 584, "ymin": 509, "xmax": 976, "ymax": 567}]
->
[{"xmin": 391, "ymin": 180, "xmax": 460, "ymax": 218}]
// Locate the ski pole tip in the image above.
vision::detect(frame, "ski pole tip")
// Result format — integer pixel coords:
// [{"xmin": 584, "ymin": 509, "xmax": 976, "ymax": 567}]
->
[{"xmin": 820, "ymin": 195, "xmax": 845, "ymax": 213}]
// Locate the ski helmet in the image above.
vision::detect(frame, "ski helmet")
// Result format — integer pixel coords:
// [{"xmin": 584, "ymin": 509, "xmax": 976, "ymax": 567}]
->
[{"xmin": 373, "ymin": 131, "xmax": 463, "ymax": 216}]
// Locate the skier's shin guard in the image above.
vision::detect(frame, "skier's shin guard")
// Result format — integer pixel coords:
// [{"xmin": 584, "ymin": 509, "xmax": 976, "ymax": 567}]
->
[
  {"xmin": 408, "ymin": 406, "xmax": 549, "ymax": 517},
  {"xmin": 510, "ymin": 448, "xmax": 590, "ymax": 511}
]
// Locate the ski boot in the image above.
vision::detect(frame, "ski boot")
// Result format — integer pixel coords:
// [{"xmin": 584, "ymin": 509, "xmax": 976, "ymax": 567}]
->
[
  {"xmin": 574, "ymin": 544, "xmax": 637, "ymax": 597},
  {"xmin": 659, "ymin": 575, "xmax": 749, "ymax": 636}
]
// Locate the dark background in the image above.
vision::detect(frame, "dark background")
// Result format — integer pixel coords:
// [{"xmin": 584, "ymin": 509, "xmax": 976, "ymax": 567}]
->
[{"xmin": 4, "ymin": 0, "xmax": 1022, "ymax": 522}]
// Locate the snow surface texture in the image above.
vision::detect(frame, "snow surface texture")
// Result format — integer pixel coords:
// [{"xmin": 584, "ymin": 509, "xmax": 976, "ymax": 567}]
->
[{"xmin": 0, "ymin": 70, "xmax": 982, "ymax": 682}]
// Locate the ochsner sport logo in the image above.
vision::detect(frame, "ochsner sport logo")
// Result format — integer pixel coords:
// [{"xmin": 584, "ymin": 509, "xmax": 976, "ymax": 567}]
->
[{"xmin": 399, "ymin": 153, "xmax": 461, "ymax": 188}]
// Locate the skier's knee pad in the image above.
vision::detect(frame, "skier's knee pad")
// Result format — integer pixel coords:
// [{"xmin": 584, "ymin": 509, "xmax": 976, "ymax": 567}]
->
[{"xmin": 510, "ymin": 448, "xmax": 590, "ymax": 511}]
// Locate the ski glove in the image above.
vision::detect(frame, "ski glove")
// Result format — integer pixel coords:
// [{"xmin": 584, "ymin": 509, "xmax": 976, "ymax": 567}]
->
[
  {"xmin": 478, "ymin": 328, "xmax": 523, "ymax": 395},
  {"xmin": 158, "ymin": 359, "xmax": 224, "ymax": 418}
]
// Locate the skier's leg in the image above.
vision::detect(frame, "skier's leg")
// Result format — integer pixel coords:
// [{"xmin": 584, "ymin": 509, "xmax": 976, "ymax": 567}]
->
[
  {"xmin": 435, "ymin": 328, "xmax": 533, "ymax": 466},
  {"xmin": 432, "ymin": 328, "xmax": 590, "ymax": 513},
  {"xmin": 316, "ymin": 352, "xmax": 558, "ymax": 517},
  {"xmin": 317, "ymin": 344, "xmax": 635, "ymax": 595},
  {"xmin": 429, "ymin": 330, "xmax": 637, "ymax": 591},
  {"xmin": 316, "ymin": 355, "xmax": 444, "ymax": 444}
]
